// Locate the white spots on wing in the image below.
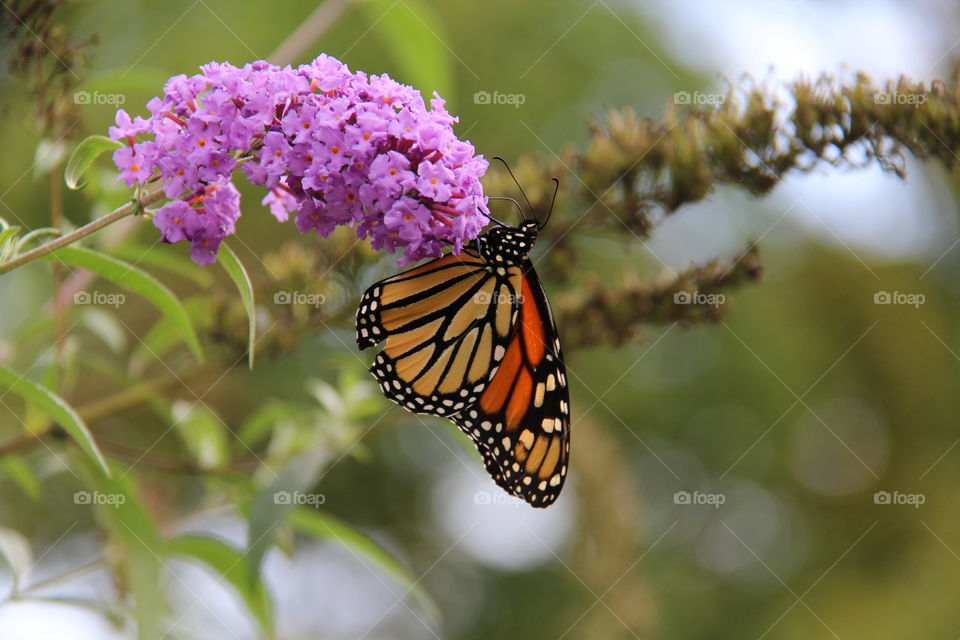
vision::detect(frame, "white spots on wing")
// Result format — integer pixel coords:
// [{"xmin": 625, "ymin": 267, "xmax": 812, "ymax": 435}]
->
[
  {"xmin": 546, "ymin": 373, "xmax": 556, "ymax": 391},
  {"xmin": 534, "ymin": 383, "xmax": 545, "ymax": 408}
]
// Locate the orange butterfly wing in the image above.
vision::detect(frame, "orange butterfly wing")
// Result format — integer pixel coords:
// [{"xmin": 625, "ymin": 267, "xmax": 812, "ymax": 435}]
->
[{"xmin": 451, "ymin": 261, "xmax": 570, "ymax": 507}]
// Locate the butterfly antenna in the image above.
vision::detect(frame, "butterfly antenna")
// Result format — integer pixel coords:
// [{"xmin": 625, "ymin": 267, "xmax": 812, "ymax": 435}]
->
[
  {"xmin": 541, "ymin": 177, "xmax": 560, "ymax": 229},
  {"xmin": 487, "ymin": 196, "xmax": 526, "ymax": 227},
  {"xmin": 492, "ymin": 156, "xmax": 535, "ymax": 223}
]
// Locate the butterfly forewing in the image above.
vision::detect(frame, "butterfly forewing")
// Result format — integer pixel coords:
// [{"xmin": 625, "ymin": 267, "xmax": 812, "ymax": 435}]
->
[{"xmin": 356, "ymin": 249, "xmax": 522, "ymax": 417}]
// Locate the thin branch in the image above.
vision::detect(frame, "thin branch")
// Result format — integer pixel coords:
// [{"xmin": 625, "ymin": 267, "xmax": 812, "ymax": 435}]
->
[{"xmin": 0, "ymin": 187, "xmax": 164, "ymax": 276}]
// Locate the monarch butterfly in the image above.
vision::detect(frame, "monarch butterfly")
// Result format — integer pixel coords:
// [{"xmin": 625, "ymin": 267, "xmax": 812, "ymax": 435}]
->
[{"xmin": 356, "ymin": 163, "xmax": 569, "ymax": 507}]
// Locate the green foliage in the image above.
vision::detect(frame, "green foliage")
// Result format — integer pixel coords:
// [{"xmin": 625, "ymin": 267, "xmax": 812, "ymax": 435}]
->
[
  {"xmin": 64, "ymin": 135, "xmax": 123, "ymax": 190},
  {"xmin": 290, "ymin": 507, "xmax": 440, "ymax": 624},
  {"xmin": 166, "ymin": 534, "xmax": 274, "ymax": 636},
  {"xmin": 217, "ymin": 242, "xmax": 256, "ymax": 369},
  {"xmin": 0, "ymin": 364, "xmax": 110, "ymax": 475},
  {"xmin": 46, "ymin": 246, "xmax": 204, "ymax": 362},
  {"xmin": 363, "ymin": 0, "xmax": 454, "ymax": 102},
  {"xmin": 2, "ymin": 2, "xmax": 959, "ymax": 639}
]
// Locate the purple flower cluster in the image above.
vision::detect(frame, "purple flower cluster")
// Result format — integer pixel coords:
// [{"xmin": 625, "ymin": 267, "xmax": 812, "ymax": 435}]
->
[{"xmin": 108, "ymin": 55, "xmax": 489, "ymax": 265}]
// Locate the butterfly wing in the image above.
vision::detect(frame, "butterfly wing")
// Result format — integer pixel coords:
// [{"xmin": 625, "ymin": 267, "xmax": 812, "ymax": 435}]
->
[
  {"xmin": 356, "ymin": 249, "xmax": 522, "ymax": 416},
  {"xmin": 451, "ymin": 259, "xmax": 570, "ymax": 507}
]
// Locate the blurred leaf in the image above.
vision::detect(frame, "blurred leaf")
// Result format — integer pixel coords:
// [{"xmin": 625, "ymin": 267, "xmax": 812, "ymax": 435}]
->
[
  {"xmin": 167, "ymin": 534, "xmax": 274, "ymax": 637},
  {"xmin": 0, "ymin": 364, "xmax": 110, "ymax": 476},
  {"xmin": 237, "ymin": 402, "xmax": 301, "ymax": 450},
  {"xmin": 218, "ymin": 242, "xmax": 256, "ymax": 369},
  {"xmin": 79, "ymin": 307, "xmax": 128, "ymax": 354},
  {"xmin": 33, "ymin": 138, "xmax": 68, "ymax": 178},
  {"xmin": 290, "ymin": 508, "xmax": 439, "ymax": 625},
  {"xmin": 0, "ymin": 224, "xmax": 22, "ymax": 262},
  {"xmin": 245, "ymin": 448, "xmax": 328, "ymax": 583},
  {"xmin": 364, "ymin": 0, "xmax": 454, "ymax": 102},
  {"xmin": 0, "ymin": 526, "xmax": 33, "ymax": 591},
  {"xmin": 128, "ymin": 297, "xmax": 208, "ymax": 376},
  {"xmin": 0, "ymin": 457, "xmax": 41, "ymax": 500},
  {"xmin": 77, "ymin": 460, "xmax": 164, "ymax": 640},
  {"xmin": 171, "ymin": 401, "xmax": 229, "ymax": 470},
  {"xmin": 109, "ymin": 243, "xmax": 214, "ymax": 287},
  {"xmin": 64, "ymin": 135, "xmax": 122, "ymax": 190},
  {"xmin": 47, "ymin": 246, "xmax": 204, "ymax": 363}
]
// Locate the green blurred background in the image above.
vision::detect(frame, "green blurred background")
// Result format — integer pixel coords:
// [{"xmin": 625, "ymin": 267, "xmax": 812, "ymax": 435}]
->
[{"xmin": 2, "ymin": 1, "xmax": 960, "ymax": 638}]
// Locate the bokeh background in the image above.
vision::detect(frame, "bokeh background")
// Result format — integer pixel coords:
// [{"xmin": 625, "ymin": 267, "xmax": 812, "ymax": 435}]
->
[{"xmin": 2, "ymin": 1, "xmax": 960, "ymax": 638}]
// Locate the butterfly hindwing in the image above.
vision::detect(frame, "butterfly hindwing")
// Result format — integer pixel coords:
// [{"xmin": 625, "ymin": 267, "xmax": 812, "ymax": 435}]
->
[
  {"xmin": 451, "ymin": 260, "xmax": 570, "ymax": 507},
  {"xmin": 356, "ymin": 249, "xmax": 522, "ymax": 417}
]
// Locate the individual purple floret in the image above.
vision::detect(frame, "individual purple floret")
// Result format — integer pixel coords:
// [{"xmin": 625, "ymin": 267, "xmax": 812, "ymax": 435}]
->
[{"xmin": 110, "ymin": 54, "xmax": 489, "ymax": 265}]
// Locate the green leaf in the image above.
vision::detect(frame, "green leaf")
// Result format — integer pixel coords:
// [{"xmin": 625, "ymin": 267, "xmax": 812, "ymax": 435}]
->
[
  {"xmin": 218, "ymin": 242, "xmax": 256, "ymax": 369},
  {"xmin": 171, "ymin": 401, "xmax": 229, "ymax": 470},
  {"xmin": 0, "ymin": 364, "xmax": 110, "ymax": 476},
  {"xmin": 245, "ymin": 448, "xmax": 328, "ymax": 582},
  {"xmin": 34, "ymin": 138, "xmax": 68, "ymax": 178},
  {"xmin": 0, "ymin": 225, "xmax": 22, "ymax": 262},
  {"xmin": 109, "ymin": 243, "xmax": 214, "ymax": 287},
  {"xmin": 48, "ymin": 246, "xmax": 203, "ymax": 363},
  {"xmin": 0, "ymin": 526, "xmax": 33, "ymax": 591},
  {"xmin": 64, "ymin": 135, "xmax": 123, "ymax": 190},
  {"xmin": 364, "ymin": 0, "xmax": 454, "ymax": 102},
  {"xmin": 0, "ymin": 456, "xmax": 41, "ymax": 500},
  {"xmin": 290, "ymin": 508, "xmax": 439, "ymax": 624},
  {"xmin": 167, "ymin": 535, "xmax": 274, "ymax": 636},
  {"xmin": 74, "ymin": 459, "xmax": 164, "ymax": 640},
  {"xmin": 236, "ymin": 402, "xmax": 300, "ymax": 450},
  {"xmin": 79, "ymin": 307, "xmax": 128, "ymax": 354}
]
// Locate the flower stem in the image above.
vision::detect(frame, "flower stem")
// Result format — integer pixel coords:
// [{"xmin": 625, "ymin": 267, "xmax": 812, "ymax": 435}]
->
[{"xmin": 0, "ymin": 187, "xmax": 165, "ymax": 276}]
